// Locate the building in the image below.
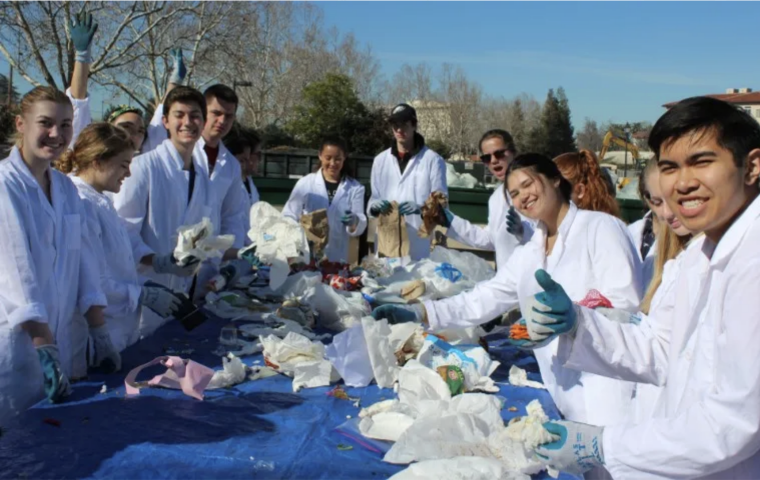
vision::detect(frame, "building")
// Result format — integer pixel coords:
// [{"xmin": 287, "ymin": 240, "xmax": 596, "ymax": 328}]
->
[
  {"xmin": 664, "ymin": 88, "xmax": 760, "ymax": 120},
  {"xmin": 408, "ymin": 99, "xmax": 452, "ymax": 144}
]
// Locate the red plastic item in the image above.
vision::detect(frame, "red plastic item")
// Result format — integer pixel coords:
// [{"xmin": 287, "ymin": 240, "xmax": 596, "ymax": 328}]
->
[
  {"xmin": 43, "ymin": 418, "xmax": 61, "ymax": 427},
  {"xmin": 577, "ymin": 289, "xmax": 613, "ymax": 309}
]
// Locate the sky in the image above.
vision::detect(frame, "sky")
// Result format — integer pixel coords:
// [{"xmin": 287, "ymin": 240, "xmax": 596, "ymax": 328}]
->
[
  {"xmin": 319, "ymin": 1, "xmax": 760, "ymax": 126},
  {"xmin": 2, "ymin": 2, "xmax": 758, "ymax": 127}
]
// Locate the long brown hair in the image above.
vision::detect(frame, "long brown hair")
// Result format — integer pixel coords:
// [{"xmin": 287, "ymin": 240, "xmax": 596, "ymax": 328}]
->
[
  {"xmin": 553, "ymin": 149, "xmax": 621, "ymax": 217},
  {"xmin": 640, "ymin": 219, "xmax": 692, "ymax": 314},
  {"xmin": 14, "ymin": 86, "xmax": 72, "ymax": 147},
  {"xmin": 55, "ymin": 123, "xmax": 132, "ymax": 174}
]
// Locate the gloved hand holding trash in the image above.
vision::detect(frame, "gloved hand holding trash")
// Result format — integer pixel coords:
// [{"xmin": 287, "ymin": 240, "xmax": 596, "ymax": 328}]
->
[
  {"xmin": 524, "ymin": 269, "xmax": 578, "ymax": 344},
  {"xmin": 140, "ymin": 280, "xmax": 183, "ymax": 317},
  {"xmin": 370, "ymin": 200, "xmax": 392, "ymax": 217},
  {"xmin": 152, "ymin": 253, "xmax": 199, "ymax": 277},
  {"xmin": 238, "ymin": 243, "xmax": 262, "ymax": 268},
  {"xmin": 398, "ymin": 201, "xmax": 421, "ymax": 216},
  {"xmin": 36, "ymin": 344, "xmax": 72, "ymax": 403},
  {"xmin": 207, "ymin": 259, "xmax": 252, "ymax": 292},
  {"xmin": 535, "ymin": 420, "xmax": 605, "ymax": 475},
  {"xmin": 372, "ymin": 304, "xmax": 426, "ymax": 325}
]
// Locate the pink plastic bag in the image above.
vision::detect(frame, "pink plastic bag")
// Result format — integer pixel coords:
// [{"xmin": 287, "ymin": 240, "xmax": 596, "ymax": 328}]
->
[
  {"xmin": 125, "ymin": 356, "xmax": 215, "ymax": 401},
  {"xmin": 577, "ymin": 289, "xmax": 613, "ymax": 309}
]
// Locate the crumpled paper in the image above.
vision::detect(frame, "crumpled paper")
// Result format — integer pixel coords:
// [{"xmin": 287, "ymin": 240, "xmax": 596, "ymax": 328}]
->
[
  {"xmin": 247, "ymin": 202, "xmax": 310, "ymax": 290},
  {"xmin": 418, "ymin": 192, "xmax": 449, "ymax": 239},
  {"xmin": 259, "ymin": 332, "xmax": 337, "ymax": 392},
  {"xmin": 174, "ymin": 217, "xmax": 235, "ymax": 265},
  {"xmin": 508, "ymin": 365, "xmax": 546, "ymax": 390},
  {"xmin": 487, "ymin": 400, "xmax": 557, "ymax": 475},
  {"xmin": 207, "ymin": 353, "xmax": 248, "ymax": 389},
  {"xmin": 300, "ymin": 209, "xmax": 329, "ymax": 259},
  {"xmin": 389, "ymin": 457, "xmax": 530, "ymax": 480}
]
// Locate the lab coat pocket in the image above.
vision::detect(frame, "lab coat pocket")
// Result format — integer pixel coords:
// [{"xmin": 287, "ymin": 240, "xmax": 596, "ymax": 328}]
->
[{"xmin": 63, "ymin": 214, "xmax": 82, "ymax": 251}]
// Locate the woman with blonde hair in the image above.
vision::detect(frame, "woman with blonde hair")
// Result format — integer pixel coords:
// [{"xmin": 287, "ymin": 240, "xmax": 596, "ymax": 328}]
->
[
  {"xmin": 553, "ymin": 149, "xmax": 621, "ymax": 218},
  {"xmin": 0, "ymin": 86, "xmax": 114, "ymax": 424},
  {"xmin": 57, "ymin": 123, "xmax": 182, "ymax": 353}
]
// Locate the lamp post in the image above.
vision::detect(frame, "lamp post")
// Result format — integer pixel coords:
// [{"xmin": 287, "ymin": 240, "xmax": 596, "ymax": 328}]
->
[
  {"xmin": 623, "ymin": 123, "xmax": 631, "ymax": 178},
  {"xmin": 232, "ymin": 79, "xmax": 252, "ymax": 93}
]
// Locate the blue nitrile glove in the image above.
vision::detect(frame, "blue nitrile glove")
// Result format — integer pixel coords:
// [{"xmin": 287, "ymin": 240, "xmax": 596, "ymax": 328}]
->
[
  {"xmin": 208, "ymin": 259, "xmax": 251, "ymax": 292},
  {"xmin": 596, "ymin": 307, "xmax": 642, "ymax": 325},
  {"xmin": 238, "ymin": 244, "xmax": 262, "ymax": 267},
  {"xmin": 69, "ymin": 12, "xmax": 98, "ymax": 64},
  {"xmin": 88, "ymin": 324, "xmax": 121, "ymax": 373},
  {"xmin": 536, "ymin": 420, "xmax": 605, "ymax": 475},
  {"xmin": 369, "ymin": 200, "xmax": 392, "ymax": 217},
  {"xmin": 524, "ymin": 269, "xmax": 578, "ymax": 342},
  {"xmin": 168, "ymin": 48, "xmax": 187, "ymax": 85},
  {"xmin": 442, "ymin": 209, "xmax": 455, "ymax": 228},
  {"xmin": 153, "ymin": 253, "xmax": 199, "ymax": 277},
  {"xmin": 506, "ymin": 206, "xmax": 524, "ymax": 238},
  {"xmin": 341, "ymin": 210, "xmax": 359, "ymax": 228},
  {"xmin": 371, "ymin": 304, "xmax": 425, "ymax": 325},
  {"xmin": 398, "ymin": 201, "xmax": 421, "ymax": 216},
  {"xmin": 36, "ymin": 345, "xmax": 72, "ymax": 403}
]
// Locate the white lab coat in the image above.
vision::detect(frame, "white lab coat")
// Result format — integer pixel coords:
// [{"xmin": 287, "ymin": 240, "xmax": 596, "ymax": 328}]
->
[
  {"xmin": 423, "ymin": 203, "xmax": 643, "ymax": 427},
  {"xmin": 241, "ymin": 176, "xmax": 260, "ymax": 245},
  {"xmin": 112, "ymin": 139, "xmax": 213, "ymax": 338},
  {"xmin": 0, "ymin": 148, "xmax": 106, "ymax": 422},
  {"xmin": 368, "ymin": 145, "xmax": 447, "ymax": 260},
  {"xmin": 561, "ymin": 196, "xmax": 760, "ymax": 479},
  {"xmin": 282, "ymin": 171, "xmax": 367, "ymax": 263},
  {"xmin": 65, "ymin": 87, "xmax": 92, "ymax": 149},
  {"xmin": 446, "ymin": 184, "xmax": 532, "ymax": 269},
  {"xmin": 71, "ymin": 177, "xmax": 142, "ymax": 352},
  {"xmin": 628, "ymin": 212, "xmax": 656, "ymax": 290}
]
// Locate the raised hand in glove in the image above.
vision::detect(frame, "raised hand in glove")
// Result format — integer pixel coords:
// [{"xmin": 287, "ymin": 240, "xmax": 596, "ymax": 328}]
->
[
  {"xmin": 168, "ymin": 47, "xmax": 187, "ymax": 85},
  {"xmin": 36, "ymin": 345, "xmax": 72, "ymax": 403},
  {"xmin": 69, "ymin": 11, "xmax": 98, "ymax": 64}
]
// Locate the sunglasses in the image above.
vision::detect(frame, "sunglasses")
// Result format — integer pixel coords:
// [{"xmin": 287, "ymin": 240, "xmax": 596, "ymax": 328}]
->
[{"xmin": 479, "ymin": 148, "xmax": 510, "ymax": 164}]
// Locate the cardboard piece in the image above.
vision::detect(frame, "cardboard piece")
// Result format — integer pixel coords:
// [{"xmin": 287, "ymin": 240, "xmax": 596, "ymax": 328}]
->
[{"xmin": 300, "ymin": 209, "xmax": 329, "ymax": 258}]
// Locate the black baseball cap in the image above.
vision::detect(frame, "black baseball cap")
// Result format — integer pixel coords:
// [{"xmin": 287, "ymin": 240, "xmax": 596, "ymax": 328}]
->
[{"xmin": 388, "ymin": 103, "xmax": 417, "ymax": 124}]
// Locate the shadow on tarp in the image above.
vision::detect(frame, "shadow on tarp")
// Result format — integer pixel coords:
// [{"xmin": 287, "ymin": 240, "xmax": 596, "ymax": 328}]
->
[{"xmin": 0, "ymin": 378, "xmax": 303, "ymax": 480}]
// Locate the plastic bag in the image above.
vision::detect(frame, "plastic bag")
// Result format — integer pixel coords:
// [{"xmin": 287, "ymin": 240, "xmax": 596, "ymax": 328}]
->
[
  {"xmin": 325, "ymin": 324, "xmax": 374, "ymax": 388},
  {"xmin": 247, "ymin": 202, "xmax": 310, "ymax": 289},
  {"xmin": 174, "ymin": 217, "xmax": 235, "ymax": 265},
  {"xmin": 417, "ymin": 336, "xmax": 499, "ymax": 393},
  {"xmin": 389, "ymin": 457, "xmax": 530, "ymax": 480}
]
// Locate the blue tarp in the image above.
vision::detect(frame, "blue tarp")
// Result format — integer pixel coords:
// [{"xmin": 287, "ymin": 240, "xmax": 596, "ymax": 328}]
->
[{"xmin": 0, "ymin": 315, "xmax": 579, "ymax": 480}]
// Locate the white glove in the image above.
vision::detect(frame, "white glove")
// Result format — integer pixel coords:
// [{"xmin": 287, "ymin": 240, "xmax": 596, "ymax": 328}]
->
[
  {"xmin": 140, "ymin": 281, "xmax": 182, "ymax": 317},
  {"xmin": 536, "ymin": 420, "xmax": 605, "ymax": 475},
  {"xmin": 153, "ymin": 253, "xmax": 199, "ymax": 277},
  {"xmin": 88, "ymin": 325, "xmax": 121, "ymax": 373}
]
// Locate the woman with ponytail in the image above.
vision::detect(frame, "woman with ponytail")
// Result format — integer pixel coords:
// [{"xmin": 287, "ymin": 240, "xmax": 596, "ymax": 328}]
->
[
  {"xmin": 553, "ymin": 149, "xmax": 621, "ymax": 218},
  {"xmin": 61, "ymin": 123, "xmax": 183, "ymax": 353}
]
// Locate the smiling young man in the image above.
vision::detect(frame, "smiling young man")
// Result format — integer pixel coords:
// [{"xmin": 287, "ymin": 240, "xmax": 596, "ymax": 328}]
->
[
  {"xmin": 367, "ymin": 103, "xmax": 447, "ymax": 260},
  {"xmin": 444, "ymin": 129, "xmax": 531, "ymax": 269},
  {"xmin": 113, "ymin": 86, "xmax": 211, "ymax": 338},
  {"xmin": 520, "ymin": 96, "xmax": 760, "ymax": 479}
]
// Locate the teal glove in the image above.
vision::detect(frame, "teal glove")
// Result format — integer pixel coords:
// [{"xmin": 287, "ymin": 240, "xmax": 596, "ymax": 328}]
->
[
  {"xmin": 398, "ymin": 201, "xmax": 421, "ymax": 216},
  {"xmin": 69, "ymin": 12, "xmax": 98, "ymax": 64},
  {"xmin": 369, "ymin": 200, "xmax": 392, "ymax": 217},
  {"xmin": 341, "ymin": 210, "xmax": 359, "ymax": 228},
  {"xmin": 36, "ymin": 345, "xmax": 72, "ymax": 403},
  {"xmin": 596, "ymin": 307, "xmax": 642, "ymax": 325},
  {"xmin": 525, "ymin": 269, "xmax": 578, "ymax": 342},
  {"xmin": 506, "ymin": 206, "xmax": 524, "ymax": 238},
  {"xmin": 371, "ymin": 304, "xmax": 425, "ymax": 324},
  {"xmin": 238, "ymin": 244, "xmax": 262, "ymax": 268},
  {"xmin": 536, "ymin": 420, "xmax": 604, "ymax": 475},
  {"xmin": 168, "ymin": 48, "xmax": 187, "ymax": 85},
  {"xmin": 442, "ymin": 209, "xmax": 455, "ymax": 228}
]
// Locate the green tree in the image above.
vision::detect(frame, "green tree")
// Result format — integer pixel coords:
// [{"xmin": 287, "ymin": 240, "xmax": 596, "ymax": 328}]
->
[
  {"xmin": 0, "ymin": 105, "xmax": 18, "ymax": 144},
  {"xmin": 286, "ymin": 73, "xmax": 389, "ymax": 155},
  {"xmin": 426, "ymin": 137, "xmax": 452, "ymax": 160},
  {"xmin": 260, "ymin": 123, "xmax": 297, "ymax": 149},
  {"xmin": 538, "ymin": 87, "xmax": 576, "ymax": 158}
]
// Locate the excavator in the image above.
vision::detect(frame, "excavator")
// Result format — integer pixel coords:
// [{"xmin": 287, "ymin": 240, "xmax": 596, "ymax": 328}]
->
[{"xmin": 598, "ymin": 130, "xmax": 641, "ymax": 188}]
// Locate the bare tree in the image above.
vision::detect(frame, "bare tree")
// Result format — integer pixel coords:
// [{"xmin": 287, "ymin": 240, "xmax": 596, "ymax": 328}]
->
[
  {"xmin": 436, "ymin": 63, "xmax": 482, "ymax": 158},
  {"xmin": 577, "ymin": 118, "xmax": 604, "ymax": 152},
  {"xmin": 385, "ymin": 62, "xmax": 433, "ymax": 105}
]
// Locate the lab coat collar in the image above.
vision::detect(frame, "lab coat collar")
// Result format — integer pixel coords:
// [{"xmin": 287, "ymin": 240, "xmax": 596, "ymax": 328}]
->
[
  {"xmin": 70, "ymin": 175, "xmax": 111, "ymax": 208},
  {"xmin": 196, "ymin": 136, "xmax": 231, "ymax": 179},
  {"xmin": 9, "ymin": 146, "xmax": 58, "ymax": 221},
  {"xmin": 708, "ymin": 194, "xmax": 760, "ymax": 267},
  {"xmin": 160, "ymin": 139, "xmax": 190, "ymax": 172}
]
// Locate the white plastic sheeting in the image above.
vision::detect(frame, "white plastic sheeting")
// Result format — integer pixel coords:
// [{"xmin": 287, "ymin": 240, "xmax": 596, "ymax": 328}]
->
[
  {"xmin": 174, "ymin": 217, "xmax": 235, "ymax": 265},
  {"xmin": 446, "ymin": 163, "xmax": 480, "ymax": 189}
]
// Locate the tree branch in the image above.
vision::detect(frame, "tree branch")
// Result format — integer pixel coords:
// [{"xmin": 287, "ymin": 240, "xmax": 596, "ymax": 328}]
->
[{"xmin": 12, "ymin": 2, "xmax": 58, "ymax": 87}]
